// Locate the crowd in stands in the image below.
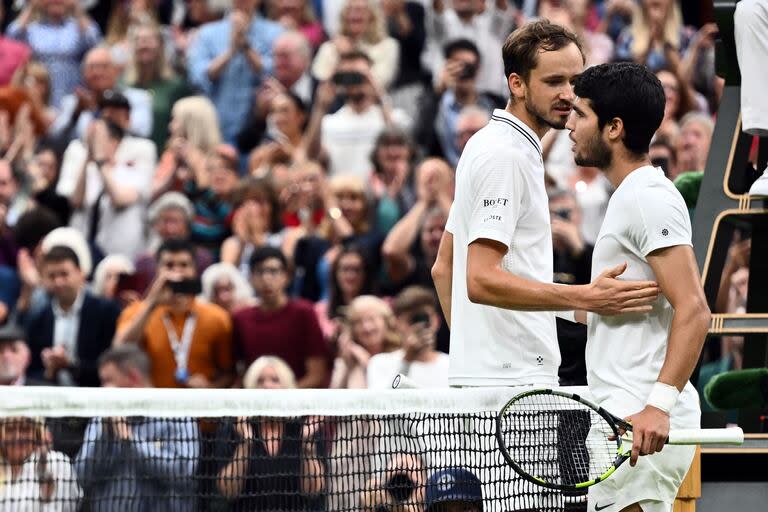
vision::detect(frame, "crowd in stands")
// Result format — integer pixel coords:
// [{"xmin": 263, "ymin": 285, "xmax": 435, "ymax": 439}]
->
[{"xmin": 0, "ymin": 0, "xmax": 757, "ymax": 508}]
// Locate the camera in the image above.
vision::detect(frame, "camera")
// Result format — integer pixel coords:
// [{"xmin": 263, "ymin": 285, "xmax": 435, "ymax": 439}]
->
[
  {"xmin": 386, "ymin": 473, "xmax": 417, "ymax": 503},
  {"xmin": 332, "ymin": 71, "xmax": 365, "ymax": 86},
  {"xmin": 554, "ymin": 208, "xmax": 571, "ymax": 221},
  {"xmin": 167, "ymin": 278, "xmax": 202, "ymax": 295},
  {"xmin": 458, "ymin": 63, "xmax": 478, "ymax": 80},
  {"xmin": 409, "ymin": 312, "xmax": 430, "ymax": 326}
]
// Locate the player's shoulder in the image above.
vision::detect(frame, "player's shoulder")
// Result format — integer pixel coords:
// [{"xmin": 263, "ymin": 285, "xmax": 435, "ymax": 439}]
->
[{"xmin": 622, "ymin": 167, "xmax": 686, "ymax": 208}]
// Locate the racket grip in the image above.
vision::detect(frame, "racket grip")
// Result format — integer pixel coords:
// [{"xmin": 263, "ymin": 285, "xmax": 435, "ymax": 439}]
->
[{"xmin": 667, "ymin": 427, "xmax": 744, "ymax": 445}]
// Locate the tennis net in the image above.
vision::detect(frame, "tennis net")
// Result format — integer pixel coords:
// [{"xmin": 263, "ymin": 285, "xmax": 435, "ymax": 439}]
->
[{"xmin": 0, "ymin": 386, "xmax": 589, "ymax": 511}]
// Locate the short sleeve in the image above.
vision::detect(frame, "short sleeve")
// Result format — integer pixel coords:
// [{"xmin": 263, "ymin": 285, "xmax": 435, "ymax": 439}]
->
[
  {"xmin": 630, "ymin": 185, "xmax": 692, "ymax": 256},
  {"xmin": 466, "ymin": 154, "xmax": 525, "ymax": 248}
]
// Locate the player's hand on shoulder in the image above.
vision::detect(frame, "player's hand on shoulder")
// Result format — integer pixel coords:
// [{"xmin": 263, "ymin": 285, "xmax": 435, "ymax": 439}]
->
[
  {"xmin": 625, "ymin": 405, "xmax": 670, "ymax": 467},
  {"xmin": 584, "ymin": 262, "xmax": 660, "ymax": 316}
]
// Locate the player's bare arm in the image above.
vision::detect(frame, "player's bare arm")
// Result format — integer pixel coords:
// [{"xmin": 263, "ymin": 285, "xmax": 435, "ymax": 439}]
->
[
  {"xmin": 466, "ymin": 239, "xmax": 660, "ymax": 315},
  {"xmin": 625, "ymin": 244, "xmax": 710, "ymax": 466},
  {"xmin": 431, "ymin": 230, "xmax": 454, "ymax": 329}
]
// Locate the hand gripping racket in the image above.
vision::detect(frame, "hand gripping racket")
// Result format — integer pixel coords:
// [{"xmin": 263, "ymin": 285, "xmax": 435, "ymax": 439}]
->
[{"xmin": 495, "ymin": 388, "xmax": 743, "ymax": 492}]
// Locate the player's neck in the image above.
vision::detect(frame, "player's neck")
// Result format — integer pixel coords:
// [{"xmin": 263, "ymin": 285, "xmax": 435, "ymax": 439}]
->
[
  {"xmin": 603, "ymin": 152, "xmax": 652, "ymax": 189},
  {"xmin": 505, "ymin": 102, "xmax": 549, "ymax": 140}
]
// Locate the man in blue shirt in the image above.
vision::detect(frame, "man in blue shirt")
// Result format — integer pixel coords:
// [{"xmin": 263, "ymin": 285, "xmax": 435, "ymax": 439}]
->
[
  {"xmin": 187, "ymin": 0, "xmax": 284, "ymax": 143},
  {"xmin": 74, "ymin": 345, "xmax": 199, "ymax": 512}
]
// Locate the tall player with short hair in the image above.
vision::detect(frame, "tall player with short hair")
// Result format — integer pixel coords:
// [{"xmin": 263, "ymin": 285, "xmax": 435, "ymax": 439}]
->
[
  {"xmin": 566, "ymin": 62, "xmax": 711, "ymax": 512},
  {"xmin": 431, "ymin": 20, "xmax": 661, "ymax": 388}
]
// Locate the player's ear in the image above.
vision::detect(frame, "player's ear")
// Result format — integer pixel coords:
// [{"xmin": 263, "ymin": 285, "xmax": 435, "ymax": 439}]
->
[
  {"xmin": 507, "ymin": 73, "xmax": 525, "ymax": 101},
  {"xmin": 605, "ymin": 117, "xmax": 624, "ymax": 143}
]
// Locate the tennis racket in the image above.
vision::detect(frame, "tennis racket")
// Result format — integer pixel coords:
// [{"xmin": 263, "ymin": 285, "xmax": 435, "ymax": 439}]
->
[{"xmin": 495, "ymin": 388, "xmax": 744, "ymax": 492}]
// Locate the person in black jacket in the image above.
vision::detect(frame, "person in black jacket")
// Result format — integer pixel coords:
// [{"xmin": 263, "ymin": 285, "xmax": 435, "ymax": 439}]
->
[
  {"xmin": 549, "ymin": 188, "xmax": 593, "ymax": 386},
  {"xmin": 25, "ymin": 245, "xmax": 119, "ymax": 387}
]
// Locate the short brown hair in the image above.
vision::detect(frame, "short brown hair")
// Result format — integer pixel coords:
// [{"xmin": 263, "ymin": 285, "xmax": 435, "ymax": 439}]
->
[
  {"xmin": 392, "ymin": 286, "xmax": 437, "ymax": 317},
  {"xmin": 502, "ymin": 20, "xmax": 584, "ymax": 82}
]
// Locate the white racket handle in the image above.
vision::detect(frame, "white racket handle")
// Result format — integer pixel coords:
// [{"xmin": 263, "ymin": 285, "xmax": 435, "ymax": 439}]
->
[
  {"xmin": 392, "ymin": 373, "xmax": 421, "ymax": 389},
  {"xmin": 667, "ymin": 427, "xmax": 744, "ymax": 445}
]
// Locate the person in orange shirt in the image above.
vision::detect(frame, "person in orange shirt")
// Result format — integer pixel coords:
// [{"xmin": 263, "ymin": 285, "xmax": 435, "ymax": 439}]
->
[{"xmin": 113, "ymin": 238, "xmax": 234, "ymax": 389}]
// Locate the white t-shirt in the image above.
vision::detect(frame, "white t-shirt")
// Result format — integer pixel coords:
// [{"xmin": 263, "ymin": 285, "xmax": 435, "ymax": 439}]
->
[
  {"xmin": 587, "ymin": 166, "xmax": 700, "ymax": 428},
  {"xmin": 445, "ymin": 109, "xmax": 560, "ymax": 387},
  {"xmin": 320, "ymin": 104, "xmax": 410, "ymax": 179},
  {"xmin": 366, "ymin": 349, "xmax": 450, "ymax": 389}
]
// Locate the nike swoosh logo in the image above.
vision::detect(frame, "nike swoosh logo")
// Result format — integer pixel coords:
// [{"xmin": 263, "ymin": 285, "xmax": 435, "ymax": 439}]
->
[{"xmin": 595, "ymin": 504, "xmax": 615, "ymax": 511}]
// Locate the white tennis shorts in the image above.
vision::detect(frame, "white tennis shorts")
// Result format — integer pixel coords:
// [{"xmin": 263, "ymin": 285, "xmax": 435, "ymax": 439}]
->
[
  {"xmin": 736, "ymin": 0, "xmax": 768, "ymax": 136},
  {"xmin": 586, "ymin": 432, "xmax": 696, "ymax": 512}
]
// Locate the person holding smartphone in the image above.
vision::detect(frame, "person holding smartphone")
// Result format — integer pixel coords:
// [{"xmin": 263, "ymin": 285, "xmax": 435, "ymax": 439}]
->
[
  {"xmin": 366, "ymin": 286, "xmax": 449, "ymax": 389},
  {"xmin": 113, "ymin": 239, "xmax": 234, "ymax": 389}
]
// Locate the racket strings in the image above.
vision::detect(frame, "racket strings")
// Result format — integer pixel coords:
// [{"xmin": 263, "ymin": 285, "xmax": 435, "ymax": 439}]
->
[{"xmin": 499, "ymin": 394, "xmax": 619, "ymax": 486}]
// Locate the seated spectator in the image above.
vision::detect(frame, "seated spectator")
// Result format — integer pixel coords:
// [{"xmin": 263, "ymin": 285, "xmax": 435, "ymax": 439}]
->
[
  {"xmin": 312, "ymin": 0, "xmax": 399, "ymax": 89},
  {"xmin": 369, "ymin": 128, "xmax": 417, "ymax": 234},
  {"xmin": 200, "ymin": 262, "xmax": 255, "ymax": 314},
  {"xmin": 26, "ymin": 246, "xmax": 120, "ymax": 387},
  {"xmin": 0, "ymin": 323, "xmax": 46, "ymax": 386},
  {"xmin": 113, "ymin": 239, "xmax": 234, "ymax": 389},
  {"xmin": 49, "ymin": 46, "xmax": 152, "ymax": 143},
  {"xmin": 215, "ymin": 355, "xmax": 326, "ymax": 511},
  {"xmin": 11, "ymin": 61, "xmax": 57, "ymax": 125},
  {"xmin": 90, "ymin": 254, "xmax": 135, "ymax": 301},
  {"xmin": 0, "ymin": 3, "xmax": 30, "ymax": 86},
  {"xmin": 267, "ymin": 0, "xmax": 325, "ymax": 50},
  {"xmin": 675, "ymin": 111, "xmax": 713, "ymax": 174},
  {"xmin": 0, "ymin": 417, "xmax": 82, "ymax": 511},
  {"xmin": 315, "ymin": 245, "xmax": 375, "ymax": 339},
  {"xmin": 6, "ymin": 0, "xmax": 100, "ymax": 108},
  {"xmin": 238, "ymin": 30, "xmax": 316, "ymax": 156},
  {"xmin": 454, "ymin": 105, "xmax": 490, "ymax": 158},
  {"xmin": 649, "ymin": 135, "xmax": 679, "ymax": 180},
  {"xmin": 382, "ymin": 158, "xmax": 452, "ymax": 293},
  {"xmin": 359, "ymin": 453, "xmax": 425, "ymax": 511},
  {"xmin": 186, "ymin": 0, "xmax": 285, "ymax": 143},
  {"xmin": 424, "ymin": 467, "xmax": 483, "ymax": 512},
  {"xmin": 1, "ymin": 159, "xmax": 34, "ymax": 229},
  {"xmin": 75, "ymin": 344, "xmax": 199, "ymax": 512},
  {"xmin": 306, "ymin": 50, "xmax": 408, "ymax": 178},
  {"xmin": 123, "ymin": 21, "xmax": 193, "ymax": 150},
  {"xmin": 424, "ymin": 39, "xmax": 500, "ymax": 166},
  {"xmin": 151, "ymin": 95, "xmax": 222, "ymax": 201},
  {"xmin": 233, "ymin": 247, "xmax": 329, "ymax": 387},
  {"xmin": 179, "ymin": 143, "xmax": 240, "ymax": 255},
  {"xmin": 57, "ymin": 92, "xmax": 157, "ymax": 260},
  {"xmin": 221, "ymin": 177, "xmax": 285, "ymax": 276},
  {"xmin": 548, "ymin": 188, "xmax": 592, "ymax": 386},
  {"xmin": 293, "ymin": 174, "xmax": 382, "ymax": 302},
  {"xmin": 383, "ymin": 0, "xmax": 428, "ymax": 114},
  {"xmin": 135, "ymin": 192, "xmax": 214, "ymax": 290},
  {"xmin": 26, "ymin": 146, "xmax": 71, "ymax": 226},
  {"xmin": 330, "ymin": 295, "xmax": 400, "ymax": 389},
  {"xmin": 103, "ymin": 0, "xmax": 158, "ymax": 71},
  {"xmin": 69, "ymin": 116, "xmax": 155, "ymax": 259},
  {"xmin": 367, "ymin": 286, "xmax": 448, "ymax": 389},
  {"xmin": 614, "ymin": 0, "xmax": 693, "ymax": 72},
  {"xmin": 427, "ymin": 0, "xmax": 514, "ymax": 100},
  {"xmin": 242, "ymin": 91, "xmax": 310, "ymax": 169}
]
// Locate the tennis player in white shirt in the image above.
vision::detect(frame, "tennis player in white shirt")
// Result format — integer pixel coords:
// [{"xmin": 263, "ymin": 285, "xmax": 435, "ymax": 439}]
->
[
  {"xmin": 431, "ymin": 20, "xmax": 661, "ymax": 388},
  {"xmin": 566, "ymin": 62, "xmax": 711, "ymax": 512}
]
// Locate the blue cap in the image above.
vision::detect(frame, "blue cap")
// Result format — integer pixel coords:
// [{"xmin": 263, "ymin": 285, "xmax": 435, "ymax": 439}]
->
[{"xmin": 425, "ymin": 468, "xmax": 483, "ymax": 510}]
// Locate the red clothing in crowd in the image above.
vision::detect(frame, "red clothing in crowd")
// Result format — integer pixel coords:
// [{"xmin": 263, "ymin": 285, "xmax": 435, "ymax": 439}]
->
[{"xmin": 232, "ymin": 299, "xmax": 329, "ymax": 381}]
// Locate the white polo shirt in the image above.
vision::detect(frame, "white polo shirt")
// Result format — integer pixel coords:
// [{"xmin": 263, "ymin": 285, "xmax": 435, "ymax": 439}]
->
[
  {"xmin": 445, "ymin": 109, "xmax": 560, "ymax": 387},
  {"xmin": 587, "ymin": 166, "xmax": 700, "ymax": 427}
]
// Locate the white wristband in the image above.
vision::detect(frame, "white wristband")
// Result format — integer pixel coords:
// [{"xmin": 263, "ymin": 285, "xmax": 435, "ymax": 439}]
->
[
  {"xmin": 646, "ymin": 382, "xmax": 680, "ymax": 414},
  {"xmin": 554, "ymin": 310, "xmax": 576, "ymax": 323}
]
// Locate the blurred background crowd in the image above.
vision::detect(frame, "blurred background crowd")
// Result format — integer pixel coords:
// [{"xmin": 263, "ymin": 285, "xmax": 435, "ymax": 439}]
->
[{"xmin": 0, "ymin": 0, "xmax": 745, "ymax": 401}]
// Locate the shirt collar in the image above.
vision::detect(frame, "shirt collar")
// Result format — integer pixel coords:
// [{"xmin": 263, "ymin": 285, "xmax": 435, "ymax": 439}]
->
[
  {"xmin": 615, "ymin": 165, "xmax": 661, "ymax": 192},
  {"xmin": 52, "ymin": 289, "xmax": 85, "ymax": 318},
  {"xmin": 489, "ymin": 109, "xmax": 543, "ymax": 157}
]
